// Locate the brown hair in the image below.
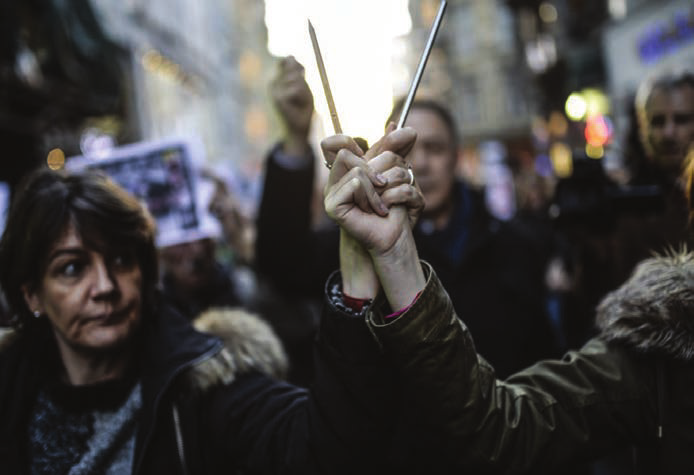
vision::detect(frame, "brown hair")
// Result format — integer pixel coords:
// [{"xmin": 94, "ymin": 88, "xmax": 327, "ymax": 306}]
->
[
  {"xmin": 387, "ymin": 97, "xmax": 460, "ymax": 150},
  {"xmin": 0, "ymin": 168, "xmax": 158, "ymax": 330}
]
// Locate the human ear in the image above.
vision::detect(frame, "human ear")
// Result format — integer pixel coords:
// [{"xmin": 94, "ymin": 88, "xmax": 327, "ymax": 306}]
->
[{"xmin": 21, "ymin": 283, "xmax": 42, "ymax": 315}]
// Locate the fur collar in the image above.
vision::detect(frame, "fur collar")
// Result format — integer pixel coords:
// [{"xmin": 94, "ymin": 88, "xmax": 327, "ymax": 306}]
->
[
  {"xmin": 596, "ymin": 250, "xmax": 694, "ymax": 361},
  {"xmin": 178, "ymin": 307, "xmax": 289, "ymax": 393}
]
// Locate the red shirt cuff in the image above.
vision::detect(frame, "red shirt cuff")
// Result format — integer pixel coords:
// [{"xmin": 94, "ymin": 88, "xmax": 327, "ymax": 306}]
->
[{"xmin": 342, "ymin": 293, "xmax": 372, "ymax": 313}]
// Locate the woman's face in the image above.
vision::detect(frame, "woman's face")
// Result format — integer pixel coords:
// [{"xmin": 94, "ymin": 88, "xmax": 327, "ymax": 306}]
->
[{"xmin": 22, "ymin": 223, "xmax": 143, "ymax": 354}]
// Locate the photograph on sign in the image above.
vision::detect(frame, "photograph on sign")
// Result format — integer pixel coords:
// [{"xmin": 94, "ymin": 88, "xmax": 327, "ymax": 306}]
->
[{"xmin": 67, "ymin": 138, "xmax": 219, "ymax": 248}]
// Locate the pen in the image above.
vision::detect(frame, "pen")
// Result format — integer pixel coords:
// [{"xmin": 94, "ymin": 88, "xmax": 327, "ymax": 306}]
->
[
  {"xmin": 397, "ymin": 0, "xmax": 448, "ymax": 129},
  {"xmin": 308, "ymin": 20, "xmax": 343, "ymax": 134}
]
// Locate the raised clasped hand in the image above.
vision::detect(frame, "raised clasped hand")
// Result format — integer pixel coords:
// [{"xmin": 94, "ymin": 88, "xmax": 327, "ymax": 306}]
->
[{"xmin": 322, "ymin": 125, "xmax": 424, "ymax": 257}]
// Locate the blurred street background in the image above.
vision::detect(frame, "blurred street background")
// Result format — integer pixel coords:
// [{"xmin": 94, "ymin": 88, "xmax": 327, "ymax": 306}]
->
[{"xmin": 0, "ymin": 0, "xmax": 692, "ymax": 218}]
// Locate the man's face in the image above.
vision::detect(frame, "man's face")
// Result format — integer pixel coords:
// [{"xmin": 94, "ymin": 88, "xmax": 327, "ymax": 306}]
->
[
  {"xmin": 406, "ymin": 108, "xmax": 458, "ymax": 219},
  {"xmin": 643, "ymin": 85, "xmax": 694, "ymax": 176}
]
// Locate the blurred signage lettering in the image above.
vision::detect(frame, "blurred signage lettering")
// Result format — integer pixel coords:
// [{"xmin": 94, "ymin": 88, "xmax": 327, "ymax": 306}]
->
[{"xmin": 638, "ymin": 9, "xmax": 694, "ymax": 64}]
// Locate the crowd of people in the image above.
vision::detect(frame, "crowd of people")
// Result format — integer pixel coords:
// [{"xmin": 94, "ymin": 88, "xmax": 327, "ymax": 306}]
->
[{"xmin": 0, "ymin": 44, "xmax": 693, "ymax": 474}]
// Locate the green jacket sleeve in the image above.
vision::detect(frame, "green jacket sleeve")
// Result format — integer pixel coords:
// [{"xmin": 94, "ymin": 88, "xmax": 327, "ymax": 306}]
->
[{"xmin": 366, "ymin": 262, "xmax": 660, "ymax": 474}]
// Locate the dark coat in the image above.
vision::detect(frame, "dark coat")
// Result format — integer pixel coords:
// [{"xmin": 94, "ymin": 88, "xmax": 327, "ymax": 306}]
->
[
  {"xmin": 256, "ymin": 149, "xmax": 558, "ymax": 377},
  {"xmin": 0, "ymin": 297, "xmax": 395, "ymax": 474},
  {"xmin": 398, "ymin": 251, "xmax": 694, "ymax": 473}
]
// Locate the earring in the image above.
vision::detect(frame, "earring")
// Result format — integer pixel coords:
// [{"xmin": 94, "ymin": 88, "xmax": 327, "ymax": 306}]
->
[{"xmin": 33, "ymin": 310, "xmax": 41, "ymax": 319}]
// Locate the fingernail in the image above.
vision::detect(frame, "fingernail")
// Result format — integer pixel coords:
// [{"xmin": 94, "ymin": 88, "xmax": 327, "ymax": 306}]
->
[{"xmin": 376, "ymin": 174, "xmax": 387, "ymax": 185}]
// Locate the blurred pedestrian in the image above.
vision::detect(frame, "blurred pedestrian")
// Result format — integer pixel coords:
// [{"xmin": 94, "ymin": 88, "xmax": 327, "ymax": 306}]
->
[
  {"xmin": 524, "ymin": 68, "xmax": 694, "ymax": 474},
  {"xmin": 616, "ymin": 68, "xmax": 694, "ymax": 271},
  {"xmin": 551, "ymin": 69, "xmax": 694, "ymax": 349},
  {"xmin": 159, "ymin": 235, "xmax": 243, "ymax": 319}
]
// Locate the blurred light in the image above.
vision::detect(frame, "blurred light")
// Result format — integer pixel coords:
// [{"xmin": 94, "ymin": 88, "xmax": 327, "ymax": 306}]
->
[
  {"xmin": 141, "ymin": 49, "xmax": 198, "ymax": 91},
  {"xmin": 0, "ymin": 181, "xmax": 8, "ymax": 235},
  {"xmin": 264, "ymin": 0, "xmax": 412, "ymax": 145},
  {"xmin": 531, "ymin": 116, "xmax": 550, "ymax": 144},
  {"xmin": 548, "ymin": 110, "xmax": 568, "ymax": 137},
  {"xmin": 80, "ymin": 127, "xmax": 115, "ymax": 159},
  {"xmin": 244, "ymin": 106, "xmax": 269, "ymax": 141},
  {"xmin": 584, "ymin": 115, "xmax": 613, "ymax": 147},
  {"xmin": 15, "ymin": 42, "xmax": 43, "ymax": 88},
  {"xmin": 565, "ymin": 93, "xmax": 587, "ymax": 121},
  {"xmin": 585, "ymin": 144, "xmax": 604, "ymax": 159},
  {"xmin": 142, "ymin": 50, "xmax": 161, "ymax": 71},
  {"xmin": 685, "ymin": 147, "xmax": 694, "ymax": 177},
  {"xmin": 534, "ymin": 153, "xmax": 554, "ymax": 177},
  {"xmin": 525, "ymin": 34, "xmax": 557, "ymax": 73},
  {"xmin": 239, "ymin": 51, "xmax": 262, "ymax": 85},
  {"xmin": 608, "ymin": 0, "xmax": 627, "ymax": 20},
  {"xmin": 538, "ymin": 3, "xmax": 558, "ymax": 23},
  {"xmin": 47, "ymin": 148, "xmax": 65, "ymax": 170},
  {"xmin": 550, "ymin": 142, "xmax": 572, "ymax": 178},
  {"xmin": 582, "ymin": 88, "xmax": 610, "ymax": 117},
  {"xmin": 565, "ymin": 89, "xmax": 610, "ymax": 122}
]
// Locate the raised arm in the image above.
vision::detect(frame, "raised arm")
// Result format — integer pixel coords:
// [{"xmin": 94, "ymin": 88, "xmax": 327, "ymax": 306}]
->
[
  {"xmin": 324, "ymin": 136, "xmax": 662, "ymax": 471},
  {"xmin": 255, "ymin": 56, "xmax": 331, "ymax": 297},
  {"xmin": 323, "ymin": 126, "xmax": 425, "ymax": 308},
  {"xmin": 271, "ymin": 55, "xmax": 314, "ymax": 158}
]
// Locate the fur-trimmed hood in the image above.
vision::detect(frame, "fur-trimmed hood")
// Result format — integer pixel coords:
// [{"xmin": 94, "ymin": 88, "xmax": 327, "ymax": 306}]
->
[
  {"xmin": 596, "ymin": 250, "xmax": 694, "ymax": 361},
  {"xmin": 183, "ymin": 307, "xmax": 289, "ymax": 393}
]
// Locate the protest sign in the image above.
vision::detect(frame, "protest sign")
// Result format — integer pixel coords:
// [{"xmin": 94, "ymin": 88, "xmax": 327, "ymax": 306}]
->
[{"xmin": 68, "ymin": 137, "xmax": 221, "ymax": 248}]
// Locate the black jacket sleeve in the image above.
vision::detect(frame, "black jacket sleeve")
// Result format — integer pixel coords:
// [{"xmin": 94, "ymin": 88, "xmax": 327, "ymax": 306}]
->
[
  {"xmin": 201, "ymin": 271, "xmax": 397, "ymax": 475},
  {"xmin": 255, "ymin": 145, "xmax": 340, "ymax": 298},
  {"xmin": 368, "ymin": 265, "xmax": 658, "ymax": 473}
]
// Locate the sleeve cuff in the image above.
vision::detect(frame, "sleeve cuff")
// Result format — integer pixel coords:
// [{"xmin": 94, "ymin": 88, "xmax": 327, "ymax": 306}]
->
[
  {"xmin": 384, "ymin": 291, "xmax": 422, "ymax": 319},
  {"xmin": 326, "ymin": 272, "xmax": 373, "ymax": 318}
]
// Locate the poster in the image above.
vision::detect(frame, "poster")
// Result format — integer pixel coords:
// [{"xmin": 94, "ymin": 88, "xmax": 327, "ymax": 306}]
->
[{"xmin": 67, "ymin": 138, "xmax": 221, "ymax": 248}]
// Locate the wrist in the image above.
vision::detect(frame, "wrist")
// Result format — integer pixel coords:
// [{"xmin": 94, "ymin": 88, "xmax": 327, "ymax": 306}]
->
[
  {"xmin": 340, "ymin": 229, "xmax": 380, "ymax": 299},
  {"xmin": 370, "ymin": 226, "xmax": 425, "ymax": 311}
]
